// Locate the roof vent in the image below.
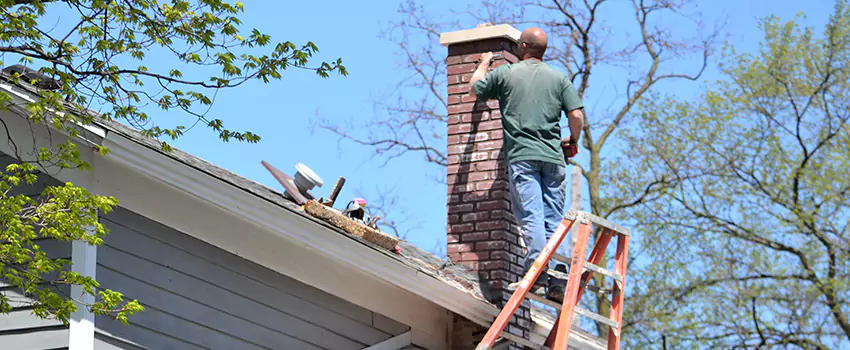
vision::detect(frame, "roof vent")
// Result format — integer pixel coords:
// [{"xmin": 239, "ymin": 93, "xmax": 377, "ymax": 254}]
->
[
  {"xmin": 293, "ymin": 163, "xmax": 323, "ymax": 194},
  {"xmin": 1, "ymin": 65, "xmax": 61, "ymax": 90}
]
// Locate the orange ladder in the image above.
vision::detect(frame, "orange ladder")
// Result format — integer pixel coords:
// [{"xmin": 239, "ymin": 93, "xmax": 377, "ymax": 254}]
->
[{"xmin": 474, "ymin": 209, "xmax": 631, "ymax": 350}]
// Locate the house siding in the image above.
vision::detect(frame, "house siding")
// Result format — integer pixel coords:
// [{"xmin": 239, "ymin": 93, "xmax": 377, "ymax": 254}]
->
[
  {"xmin": 94, "ymin": 206, "xmax": 410, "ymax": 350},
  {"xmin": 0, "ymin": 153, "xmax": 72, "ymax": 350}
]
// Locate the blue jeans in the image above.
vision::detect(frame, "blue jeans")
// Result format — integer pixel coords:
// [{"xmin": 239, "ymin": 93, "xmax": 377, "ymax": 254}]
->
[{"xmin": 507, "ymin": 160, "xmax": 568, "ymax": 288}]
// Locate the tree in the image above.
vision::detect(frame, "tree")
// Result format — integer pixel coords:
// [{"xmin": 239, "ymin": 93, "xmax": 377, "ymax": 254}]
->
[
  {"xmin": 0, "ymin": 0, "xmax": 346, "ymax": 325},
  {"xmin": 319, "ymin": 0, "xmax": 716, "ymax": 337},
  {"xmin": 622, "ymin": 2, "xmax": 850, "ymax": 348}
]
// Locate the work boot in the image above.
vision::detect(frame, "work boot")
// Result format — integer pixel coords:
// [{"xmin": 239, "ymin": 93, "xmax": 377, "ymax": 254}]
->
[{"xmin": 547, "ymin": 264, "xmax": 568, "ymax": 304}]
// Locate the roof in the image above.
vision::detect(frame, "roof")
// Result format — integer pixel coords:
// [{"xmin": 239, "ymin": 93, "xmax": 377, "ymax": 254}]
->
[{"xmin": 96, "ymin": 115, "xmax": 489, "ymax": 300}]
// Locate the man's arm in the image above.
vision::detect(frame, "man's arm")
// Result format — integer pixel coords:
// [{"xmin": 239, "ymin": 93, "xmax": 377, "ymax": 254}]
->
[
  {"xmin": 561, "ymin": 78, "xmax": 585, "ymax": 158},
  {"xmin": 468, "ymin": 52, "xmax": 495, "ymax": 100},
  {"xmin": 566, "ymin": 108, "xmax": 584, "ymax": 144}
]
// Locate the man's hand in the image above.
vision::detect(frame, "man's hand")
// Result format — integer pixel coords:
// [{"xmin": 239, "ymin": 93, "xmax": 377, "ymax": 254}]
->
[
  {"xmin": 480, "ymin": 52, "xmax": 494, "ymax": 64},
  {"xmin": 469, "ymin": 52, "xmax": 496, "ymax": 100},
  {"xmin": 561, "ymin": 138, "xmax": 579, "ymax": 160}
]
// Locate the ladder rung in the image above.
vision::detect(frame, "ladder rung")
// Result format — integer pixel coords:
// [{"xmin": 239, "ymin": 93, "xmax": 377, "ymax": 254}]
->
[
  {"xmin": 551, "ymin": 254, "xmax": 624, "ymax": 283},
  {"xmin": 526, "ymin": 290, "xmax": 561, "ymax": 309},
  {"xmin": 497, "ymin": 330, "xmax": 547, "ymax": 349},
  {"xmin": 546, "ymin": 269, "xmax": 613, "ymax": 296},
  {"xmin": 525, "ymin": 292, "xmax": 620, "ymax": 331},
  {"xmin": 564, "ymin": 210, "xmax": 630, "ymax": 236},
  {"xmin": 574, "ymin": 306, "xmax": 620, "ymax": 330}
]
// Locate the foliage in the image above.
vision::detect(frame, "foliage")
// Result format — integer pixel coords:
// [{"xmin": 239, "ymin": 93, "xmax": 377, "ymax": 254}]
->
[
  {"xmin": 623, "ymin": 2, "xmax": 850, "ymax": 348},
  {"xmin": 0, "ymin": 0, "xmax": 346, "ymax": 325}
]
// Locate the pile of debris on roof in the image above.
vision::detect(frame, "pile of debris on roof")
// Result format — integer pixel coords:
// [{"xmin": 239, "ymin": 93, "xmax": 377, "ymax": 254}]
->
[{"xmin": 261, "ymin": 160, "xmax": 402, "ymax": 254}]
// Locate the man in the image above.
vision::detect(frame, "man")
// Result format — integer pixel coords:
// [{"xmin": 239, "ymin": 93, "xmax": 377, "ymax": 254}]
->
[{"xmin": 469, "ymin": 27, "xmax": 584, "ymax": 303}]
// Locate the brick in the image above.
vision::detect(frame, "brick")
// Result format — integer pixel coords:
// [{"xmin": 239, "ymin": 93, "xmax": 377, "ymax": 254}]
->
[
  {"xmin": 447, "ymin": 243, "xmax": 474, "ymax": 253},
  {"xmin": 462, "ymin": 53, "xmax": 482, "ymax": 63},
  {"xmin": 476, "ymin": 240, "xmax": 508, "ymax": 250},
  {"xmin": 448, "ymin": 95, "xmax": 461, "ymax": 105},
  {"xmin": 458, "ymin": 152, "xmax": 490, "ymax": 163},
  {"xmin": 476, "ymin": 220, "xmax": 509, "ymax": 231},
  {"xmin": 489, "ymin": 150, "xmax": 502, "ymax": 160},
  {"xmin": 511, "ymin": 264, "xmax": 525, "ymax": 275},
  {"xmin": 462, "ymin": 191, "xmax": 489, "ymax": 202},
  {"xmin": 448, "ymin": 214, "xmax": 459, "ymax": 224},
  {"xmin": 461, "ymin": 231, "xmax": 490, "ymax": 242},
  {"xmin": 490, "ymin": 129, "xmax": 503, "ymax": 140},
  {"xmin": 447, "ymin": 84, "xmax": 468, "ymax": 95},
  {"xmin": 490, "ymin": 190, "xmax": 509, "ymax": 200},
  {"xmin": 475, "ymin": 161, "xmax": 499, "ymax": 171},
  {"xmin": 477, "ymin": 141, "xmax": 502, "ymax": 151},
  {"xmin": 466, "ymin": 173, "xmax": 488, "ymax": 183},
  {"xmin": 461, "ymin": 94, "xmax": 478, "ymax": 103},
  {"xmin": 449, "ymin": 223, "xmax": 474, "ymax": 233},
  {"xmin": 477, "ymin": 200, "xmax": 509, "ymax": 211},
  {"xmin": 446, "ymin": 56, "xmax": 462, "ymax": 65},
  {"xmin": 475, "ymin": 180, "xmax": 500, "ymax": 191},
  {"xmin": 490, "ymin": 250, "xmax": 517, "ymax": 263},
  {"xmin": 463, "ymin": 111, "xmax": 489, "ymax": 123},
  {"xmin": 447, "ymin": 135, "xmax": 460, "ymax": 145},
  {"xmin": 450, "ymin": 183, "xmax": 475, "ymax": 193},
  {"xmin": 490, "ymin": 230, "xmax": 516, "ymax": 241},
  {"xmin": 448, "ymin": 103, "xmax": 475, "ymax": 114},
  {"xmin": 460, "ymin": 73, "xmax": 473, "ymax": 83},
  {"xmin": 490, "ymin": 210, "xmax": 512, "ymax": 220},
  {"xmin": 447, "ymin": 252, "xmax": 461, "ymax": 262},
  {"xmin": 486, "ymin": 279, "xmax": 507, "ymax": 290},
  {"xmin": 481, "ymin": 260, "xmax": 510, "ymax": 270},
  {"xmin": 459, "ymin": 251, "xmax": 489, "ymax": 260},
  {"xmin": 448, "ymin": 115, "xmax": 461, "ymax": 125},
  {"xmin": 461, "ymin": 261, "xmax": 480, "ymax": 270},
  {"xmin": 447, "ymin": 234, "xmax": 460, "ymax": 243},
  {"xmin": 501, "ymin": 50, "xmax": 520, "ymax": 63},
  {"xmin": 491, "ymin": 110, "xmax": 502, "ymax": 119},
  {"xmin": 448, "ymin": 204, "xmax": 473, "ymax": 213},
  {"xmin": 459, "ymin": 132, "xmax": 490, "ymax": 143},
  {"xmin": 447, "ymin": 124, "xmax": 472, "ymax": 135},
  {"xmin": 486, "ymin": 99, "xmax": 500, "ymax": 109},
  {"xmin": 448, "ymin": 144, "xmax": 473, "ymax": 155},
  {"xmin": 447, "ymin": 164, "xmax": 460, "ymax": 175},
  {"xmin": 479, "ymin": 120, "xmax": 502, "ymax": 131},
  {"xmin": 447, "ymin": 74, "xmax": 461, "ymax": 85},
  {"xmin": 509, "ymin": 244, "xmax": 524, "ymax": 255},
  {"xmin": 447, "ymin": 63, "xmax": 476, "ymax": 75},
  {"xmin": 448, "ymin": 194, "xmax": 461, "ymax": 204},
  {"xmin": 490, "ymin": 270, "xmax": 510, "ymax": 280},
  {"xmin": 461, "ymin": 211, "xmax": 488, "ymax": 222}
]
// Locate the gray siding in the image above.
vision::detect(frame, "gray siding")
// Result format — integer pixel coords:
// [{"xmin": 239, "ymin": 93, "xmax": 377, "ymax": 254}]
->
[
  {"xmin": 95, "ymin": 206, "xmax": 410, "ymax": 350},
  {"xmin": 0, "ymin": 153, "xmax": 72, "ymax": 350}
]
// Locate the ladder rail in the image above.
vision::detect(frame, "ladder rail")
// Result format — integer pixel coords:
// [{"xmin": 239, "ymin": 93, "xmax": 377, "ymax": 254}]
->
[
  {"xmin": 475, "ymin": 210, "xmax": 631, "ymax": 350},
  {"xmin": 474, "ymin": 218, "xmax": 577, "ymax": 350}
]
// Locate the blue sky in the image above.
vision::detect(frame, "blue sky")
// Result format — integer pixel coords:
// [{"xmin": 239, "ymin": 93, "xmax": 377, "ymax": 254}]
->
[
  {"xmin": 11, "ymin": 0, "xmax": 834, "ymax": 255},
  {"xmin": 146, "ymin": 0, "xmax": 833, "ymax": 255}
]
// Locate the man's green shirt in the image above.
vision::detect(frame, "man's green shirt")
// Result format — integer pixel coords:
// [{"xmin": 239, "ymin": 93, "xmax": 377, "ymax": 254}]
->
[{"xmin": 472, "ymin": 59, "xmax": 583, "ymax": 165}]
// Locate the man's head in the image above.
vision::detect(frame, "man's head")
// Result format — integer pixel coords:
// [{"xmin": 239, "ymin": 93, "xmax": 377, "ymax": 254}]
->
[{"xmin": 518, "ymin": 27, "xmax": 548, "ymax": 60}]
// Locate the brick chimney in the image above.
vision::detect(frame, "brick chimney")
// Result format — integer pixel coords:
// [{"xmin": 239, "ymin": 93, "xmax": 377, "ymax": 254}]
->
[{"xmin": 441, "ymin": 24, "xmax": 531, "ymax": 344}]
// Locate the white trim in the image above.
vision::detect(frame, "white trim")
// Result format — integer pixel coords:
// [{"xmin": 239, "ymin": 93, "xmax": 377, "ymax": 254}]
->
[
  {"xmin": 68, "ymin": 238, "xmax": 97, "ymax": 350},
  {"xmin": 363, "ymin": 331, "xmax": 412, "ymax": 350},
  {"xmin": 440, "ymin": 24, "xmax": 520, "ymax": 46}
]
